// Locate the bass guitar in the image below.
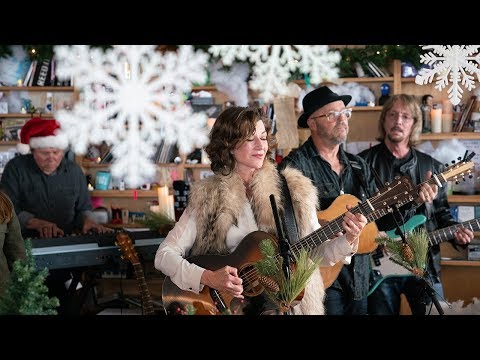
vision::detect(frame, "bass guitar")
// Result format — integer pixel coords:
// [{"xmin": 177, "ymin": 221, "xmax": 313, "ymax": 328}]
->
[
  {"xmin": 368, "ymin": 216, "xmax": 480, "ymax": 296},
  {"xmin": 115, "ymin": 232, "xmax": 156, "ymax": 315},
  {"xmin": 319, "ymin": 153, "xmax": 475, "ymax": 289},
  {"xmin": 162, "ymin": 176, "xmax": 416, "ymax": 315}
]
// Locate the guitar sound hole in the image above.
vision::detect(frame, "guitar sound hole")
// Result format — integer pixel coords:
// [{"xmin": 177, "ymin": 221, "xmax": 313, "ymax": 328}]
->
[{"xmin": 239, "ymin": 264, "xmax": 263, "ymax": 297}]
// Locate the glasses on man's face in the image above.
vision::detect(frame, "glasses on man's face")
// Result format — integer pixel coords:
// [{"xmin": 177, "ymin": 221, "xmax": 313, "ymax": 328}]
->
[
  {"xmin": 387, "ymin": 111, "xmax": 414, "ymax": 123},
  {"xmin": 310, "ymin": 108, "xmax": 353, "ymax": 122}
]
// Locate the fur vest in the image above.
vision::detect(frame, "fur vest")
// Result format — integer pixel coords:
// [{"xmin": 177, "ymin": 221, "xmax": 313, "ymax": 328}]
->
[{"xmin": 188, "ymin": 160, "xmax": 325, "ymax": 315}]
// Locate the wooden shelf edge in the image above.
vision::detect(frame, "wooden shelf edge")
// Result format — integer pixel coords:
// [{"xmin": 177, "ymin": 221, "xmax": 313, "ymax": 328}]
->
[
  {"xmin": 82, "ymin": 161, "xmax": 183, "ymax": 169},
  {"xmin": 0, "ymin": 113, "xmax": 55, "ymax": 118},
  {"xmin": 90, "ymin": 190, "xmax": 158, "ymax": 198},
  {"xmin": 0, "ymin": 86, "xmax": 75, "ymax": 92},
  {"xmin": 419, "ymin": 132, "xmax": 480, "ymax": 141},
  {"xmin": 353, "ymin": 106, "xmax": 382, "ymax": 111},
  {"xmin": 0, "ymin": 141, "xmax": 19, "ymax": 145},
  {"xmin": 441, "ymin": 260, "xmax": 480, "ymax": 267},
  {"xmin": 184, "ymin": 163, "xmax": 211, "ymax": 169},
  {"xmin": 448, "ymin": 195, "xmax": 480, "ymax": 204},
  {"xmin": 193, "ymin": 78, "xmax": 395, "ymax": 92},
  {"xmin": 191, "ymin": 85, "xmax": 217, "ymax": 91},
  {"xmin": 292, "ymin": 77, "xmax": 394, "ymax": 86}
]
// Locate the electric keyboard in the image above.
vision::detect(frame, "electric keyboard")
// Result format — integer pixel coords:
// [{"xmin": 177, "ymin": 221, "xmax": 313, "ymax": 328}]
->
[{"xmin": 31, "ymin": 230, "xmax": 164, "ymax": 270}]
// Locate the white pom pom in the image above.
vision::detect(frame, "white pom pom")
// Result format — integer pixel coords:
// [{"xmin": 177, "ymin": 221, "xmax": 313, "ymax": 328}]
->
[{"xmin": 16, "ymin": 143, "xmax": 30, "ymax": 154}]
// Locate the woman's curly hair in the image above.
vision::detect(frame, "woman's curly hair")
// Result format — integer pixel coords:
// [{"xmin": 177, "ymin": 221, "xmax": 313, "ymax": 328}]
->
[{"xmin": 205, "ymin": 106, "xmax": 276, "ymax": 175}]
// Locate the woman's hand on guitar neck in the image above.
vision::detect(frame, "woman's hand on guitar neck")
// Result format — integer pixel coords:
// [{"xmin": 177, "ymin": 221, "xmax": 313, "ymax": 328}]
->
[
  {"xmin": 342, "ymin": 206, "xmax": 368, "ymax": 244},
  {"xmin": 201, "ymin": 266, "xmax": 244, "ymax": 299}
]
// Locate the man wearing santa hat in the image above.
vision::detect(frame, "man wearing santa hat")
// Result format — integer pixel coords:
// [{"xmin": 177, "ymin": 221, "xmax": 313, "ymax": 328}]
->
[{"xmin": 0, "ymin": 117, "xmax": 111, "ymax": 314}]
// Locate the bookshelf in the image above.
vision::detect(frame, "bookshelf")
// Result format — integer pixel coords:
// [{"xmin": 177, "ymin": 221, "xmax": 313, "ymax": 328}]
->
[{"xmin": 0, "ymin": 85, "xmax": 76, "ymax": 145}]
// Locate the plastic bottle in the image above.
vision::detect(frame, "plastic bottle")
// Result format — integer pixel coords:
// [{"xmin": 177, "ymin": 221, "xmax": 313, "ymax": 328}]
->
[
  {"xmin": 45, "ymin": 92, "xmax": 53, "ymax": 113},
  {"xmin": 119, "ymin": 179, "xmax": 125, "ymax": 191}
]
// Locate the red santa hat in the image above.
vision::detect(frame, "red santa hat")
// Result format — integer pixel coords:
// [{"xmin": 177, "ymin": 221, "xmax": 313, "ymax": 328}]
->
[{"xmin": 17, "ymin": 117, "xmax": 69, "ymax": 155}]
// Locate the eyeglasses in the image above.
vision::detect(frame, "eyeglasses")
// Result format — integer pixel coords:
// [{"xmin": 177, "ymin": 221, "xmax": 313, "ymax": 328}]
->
[
  {"xmin": 387, "ymin": 111, "xmax": 414, "ymax": 122},
  {"xmin": 310, "ymin": 108, "xmax": 352, "ymax": 122}
]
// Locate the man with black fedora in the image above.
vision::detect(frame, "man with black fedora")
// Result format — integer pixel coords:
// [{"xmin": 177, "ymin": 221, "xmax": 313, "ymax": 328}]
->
[{"xmin": 279, "ymin": 86, "xmax": 379, "ymax": 315}]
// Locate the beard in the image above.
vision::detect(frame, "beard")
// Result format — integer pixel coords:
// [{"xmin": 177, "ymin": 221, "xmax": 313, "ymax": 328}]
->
[
  {"xmin": 316, "ymin": 124, "xmax": 347, "ymax": 145},
  {"xmin": 386, "ymin": 127, "xmax": 407, "ymax": 143}
]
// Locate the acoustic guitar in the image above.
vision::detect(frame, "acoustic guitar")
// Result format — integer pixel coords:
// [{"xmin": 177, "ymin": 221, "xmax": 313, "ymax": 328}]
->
[
  {"xmin": 162, "ymin": 175, "xmax": 417, "ymax": 315},
  {"xmin": 115, "ymin": 232, "xmax": 155, "ymax": 315},
  {"xmin": 319, "ymin": 153, "xmax": 475, "ymax": 289}
]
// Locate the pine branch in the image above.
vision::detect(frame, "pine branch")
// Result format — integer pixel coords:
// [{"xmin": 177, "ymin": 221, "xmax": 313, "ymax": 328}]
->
[
  {"xmin": 255, "ymin": 239, "xmax": 321, "ymax": 312},
  {"xmin": 0, "ymin": 239, "xmax": 59, "ymax": 315}
]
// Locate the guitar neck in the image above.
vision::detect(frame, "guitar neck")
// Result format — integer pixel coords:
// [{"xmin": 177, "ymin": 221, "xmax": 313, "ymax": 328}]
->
[
  {"xmin": 429, "ymin": 218, "xmax": 480, "ymax": 246},
  {"xmin": 132, "ymin": 263, "xmax": 155, "ymax": 315},
  {"xmin": 292, "ymin": 201, "xmax": 390, "ymax": 256}
]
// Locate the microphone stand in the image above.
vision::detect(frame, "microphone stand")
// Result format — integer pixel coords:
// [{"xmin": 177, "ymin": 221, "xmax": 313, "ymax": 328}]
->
[
  {"xmin": 269, "ymin": 194, "xmax": 292, "ymax": 315},
  {"xmin": 422, "ymin": 276, "xmax": 444, "ymax": 315}
]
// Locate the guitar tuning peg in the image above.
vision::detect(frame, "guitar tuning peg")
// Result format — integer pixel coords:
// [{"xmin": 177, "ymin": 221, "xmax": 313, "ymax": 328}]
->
[
  {"xmin": 445, "ymin": 163, "xmax": 449, "ymax": 167},
  {"xmin": 455, "ymin": 180, "xmax": 459, "ymax": 184},
  {"xmin": 458, "ymin": 157, "xmax": 462, "ymax": 161},
  {"xmin": 469, "ymin": 174, "xmax": 473, "ymax": 179},
  {"xmin": 452, "ymin": 160, "xmax": 456, "ymax": 164}
]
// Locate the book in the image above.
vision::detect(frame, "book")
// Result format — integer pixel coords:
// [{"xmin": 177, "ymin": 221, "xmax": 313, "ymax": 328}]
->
[
  {"xmin": 454, "ymin": 96, "xmax": 477, "ymax": 132},
  {"xmin": 33, "ymin": 59, "xmax": 51, "ymax": 86}
]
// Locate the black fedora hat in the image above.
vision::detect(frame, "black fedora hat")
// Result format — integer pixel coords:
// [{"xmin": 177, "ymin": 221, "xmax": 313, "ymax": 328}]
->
[{"xmin": 298, "ymin": 86, "xmax": 352, "ymax": 128}]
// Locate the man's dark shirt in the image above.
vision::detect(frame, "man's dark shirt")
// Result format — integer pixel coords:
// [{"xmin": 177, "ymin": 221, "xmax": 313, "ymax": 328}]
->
[
  {"xmin": 278, "ymin": 137, "xmax": 378, "ymax": 300},
  {"xmin": 359, "ymin": 142, "xmax": 458, "ymax": 280},
  {"xmin": 0, "ymin": 154, "xmax": 92, "ymax": 237}
]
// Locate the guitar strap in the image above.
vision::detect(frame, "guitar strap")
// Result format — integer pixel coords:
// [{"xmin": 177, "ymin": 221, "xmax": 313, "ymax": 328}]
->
[{"xmin": 279, "ymin": 173, "xmax": 299, "ymax": 244}]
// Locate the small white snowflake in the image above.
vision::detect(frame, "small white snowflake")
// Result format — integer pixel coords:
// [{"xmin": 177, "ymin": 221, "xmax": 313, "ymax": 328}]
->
[
  {"xmin": 54, "ymin": 45, "xmax": 210, "ymax": 188},
  {"xmin": 415, "ymin": 45, "xmax": 480, "ymax": 105},
  {"xmin": 208, "ymin": 45, "xmax": 340, "ymax": 102}
]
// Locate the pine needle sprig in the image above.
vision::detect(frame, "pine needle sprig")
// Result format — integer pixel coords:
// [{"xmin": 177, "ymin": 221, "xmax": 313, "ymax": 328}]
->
[
  {"xmin": 255, "ymin": 239, "xmax": 278, "ymax": 277},
  {"xmin": 138, "ymin": 210, "xmax": 175, "ymax": 233},
  {"xmin": 0, "ymin": 239, "xmax": 59, "ymax": 315},
  {"xmin": 376, "ymin": 229, "xmax": 429, "ymax": 277},
  {"xmin": 255, "ymin": 239, "xmax": 321, "ymax": 312}
]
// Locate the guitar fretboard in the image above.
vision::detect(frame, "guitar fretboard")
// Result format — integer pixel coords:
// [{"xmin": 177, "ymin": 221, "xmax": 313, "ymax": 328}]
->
[
  {"xmin": 132, "ymin": 262, "xmax": 155, "ymax": 315},
  {"xmin": 429, "ymin": 218, "xmax": 480, "ymax": 246},
  {"xmin": 289, "ymin": 178, "xmax": 412, "ymax": 257}
]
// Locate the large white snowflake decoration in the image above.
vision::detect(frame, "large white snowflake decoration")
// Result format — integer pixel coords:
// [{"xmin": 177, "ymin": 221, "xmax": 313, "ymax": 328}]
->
[
  {"xmin": 54, "ymin": 45, "xmax": 209, "ymax": 187},
  {"xmin": 208, "ymin": 45, "xmax": 340, "ymax": 102},
  {"xmin": 415, "ymin": 45, "xmax": 480, "ymax": 105}
]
